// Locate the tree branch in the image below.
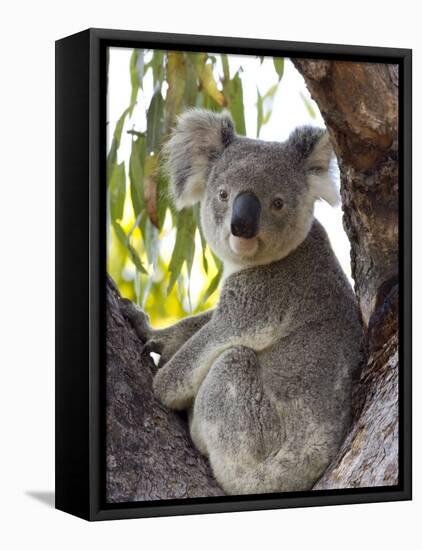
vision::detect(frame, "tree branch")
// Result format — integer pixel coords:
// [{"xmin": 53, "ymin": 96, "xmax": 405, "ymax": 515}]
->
[{"xmin": 293, "ymin": 59, "xmax": 399, "ymax": 488}]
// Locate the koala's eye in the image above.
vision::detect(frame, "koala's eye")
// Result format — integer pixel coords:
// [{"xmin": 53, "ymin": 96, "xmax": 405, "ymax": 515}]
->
[
  {"xmin": 218, "ymin": 189, "xmax": 229, "ymax": 201},
  {"xmin": 272, "ymin": 197, "xmax": 284, "ymax": 210}
]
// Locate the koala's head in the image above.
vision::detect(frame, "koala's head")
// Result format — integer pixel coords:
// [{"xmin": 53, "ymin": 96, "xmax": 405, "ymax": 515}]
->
[{"xmin": 164, "ymin": 109, "xmax": 338, "ymax": 273}]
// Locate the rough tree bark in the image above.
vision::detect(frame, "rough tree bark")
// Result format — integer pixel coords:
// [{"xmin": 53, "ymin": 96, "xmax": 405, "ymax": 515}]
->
[
  {"xmin": 292, "ymin": 59, "xmax": 399, "ymax": 488},
  {"xmin": 106, "ymin": 60, "xmax": 399, "ymax": 500},
  {"xmin": 106, "ymin": 277, "xmax": 223, "ymax": 501}
]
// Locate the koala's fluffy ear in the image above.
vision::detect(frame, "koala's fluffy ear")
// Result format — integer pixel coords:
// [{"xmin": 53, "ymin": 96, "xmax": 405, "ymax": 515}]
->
[
  {"xmin": 163, "ymin": 109, "xmax": 235, "ymax": 210},
  {"xmin": 290, "ymin": 126, "xmax": 340, "ymax": 206}
]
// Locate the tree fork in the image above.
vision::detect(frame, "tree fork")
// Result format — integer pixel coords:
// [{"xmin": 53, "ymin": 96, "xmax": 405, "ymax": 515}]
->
[{"xmin": 106, "ymin": 60, "xmax": 399, "ymax": 499}]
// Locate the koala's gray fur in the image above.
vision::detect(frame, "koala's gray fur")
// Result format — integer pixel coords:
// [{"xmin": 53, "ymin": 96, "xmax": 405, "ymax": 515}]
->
[{"xmin": 122, "ymin": 109, "xmax": 363, "ymax": 495}]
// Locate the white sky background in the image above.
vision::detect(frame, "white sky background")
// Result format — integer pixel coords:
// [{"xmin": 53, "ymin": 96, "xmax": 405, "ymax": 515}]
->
[{"xmin": 107, "ymin": 47, "xmax": 353, "ymax": 288}]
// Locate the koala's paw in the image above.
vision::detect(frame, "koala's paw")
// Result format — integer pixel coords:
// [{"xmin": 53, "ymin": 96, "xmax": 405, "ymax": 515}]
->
[
  {"xmin": 153, "ymin": 368, "xmax": 171, "ymax": 405},
  {"xmin": 153, "ymin": 367, "xmax": 185, "ymax": 410},
  {"xmin": 142, "ymin": 338, "xmax": 165, "ymax": 358},
  {"xmin": 119, "ymin": 298, "xmax": 151, "ymax": 342}
]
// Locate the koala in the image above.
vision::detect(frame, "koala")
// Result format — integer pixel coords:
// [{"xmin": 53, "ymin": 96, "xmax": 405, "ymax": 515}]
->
[{"xmin": 121, "ymin": 109, "xmax": 363, "ymax": 495}]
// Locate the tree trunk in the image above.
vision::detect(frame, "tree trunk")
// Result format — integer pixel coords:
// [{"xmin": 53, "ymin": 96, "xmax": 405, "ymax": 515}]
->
[
  {"xmin": 106, "ymin": 277, "xmax": 224, "ymax": 502},
  {"xmin": 106, "ymin": 60, "xmax": 399, "ymax": 499},
  {"xmin": 292, "ymin": 59, "xmax": 399, "ymax": 488}
]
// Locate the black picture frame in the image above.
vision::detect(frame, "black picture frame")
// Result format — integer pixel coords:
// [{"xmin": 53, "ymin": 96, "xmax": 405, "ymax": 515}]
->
[{"xmin": 55, "ymin": 28, "xmax": 412, "ymax": 521}]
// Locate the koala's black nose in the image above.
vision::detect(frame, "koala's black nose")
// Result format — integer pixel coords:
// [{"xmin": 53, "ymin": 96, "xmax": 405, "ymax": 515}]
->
[{"xmin": 231, "ymin": 191, "xmax": 261, "ymax": 239}]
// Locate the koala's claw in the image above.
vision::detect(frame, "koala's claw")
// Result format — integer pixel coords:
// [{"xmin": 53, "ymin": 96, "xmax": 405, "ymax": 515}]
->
[
  {"xmin": 141, "ymin": 338, "xmax": 163, "ymax": 357},
  {"xmin": 119, "ymin": 297, "xmax": 142, "ymax": 318},
  {"xmin": 119, "ymin": 298, "xmax": 152, "ymax": 342}
]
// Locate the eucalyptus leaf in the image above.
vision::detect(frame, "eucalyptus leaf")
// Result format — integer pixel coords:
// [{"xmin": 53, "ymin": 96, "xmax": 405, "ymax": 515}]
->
[
  {"xmin": 146, "ymin": 90, "xmax": 165, "ymax": 153},
  {"xmin": 112, "ymin": 220, "xmax": 148, "ymax": 274},
  {"xmin": 257, "ymin": 84, "xmax": 279, "ymax": 136},
  {"xmin": 142, "ymin": 216, "xmax": 156, "ymax": 265},
  {"xmin": 109, "ymin": 162, "xmax": 126, "ymax": 222},
  {"xmin": 129, "ymin": 49, "xmax": 146, "ymax": 116},
  {"xmin": 152, "ymin": 50, "xmax": 165, "ymax": 87},
  {"xmin": 264, "ymin": 84, "xmax": 278, "ymax": 99},
  {"xmin": 156, "ymin": 169, "xmax": 169, "ymax": 230},
  {"xmin": 228, "ymin": 71, "xmax": 246, "ymax": 135},
  {"xmin": 273, "ymin": 57, "xmax": 284, "ymax": 81},
  {"xmin": 201, "ymin": 265, "xmax": 223, "ymax": 305},
  {"xmin": 129, "ymin": 136, "xmax": 145, "ymax": 218},
  {"xmin": 107, "ymin": 104, "xmax": 134, "ymax": 185},
  {"xmin": 144, "ymin": 154, "xmax": 159, "ymax": 228},
  {"xmin": 194, "ymin": 54, "xmax": 225, "ymax": 107},
  {"xmin": 128, "ymin": 243, "xmax": 148, "ymax": 274},
  {"xmin": 194, "ymin": 203, "xmax": 208, "ymax": 274},
  {"xmin": 166, "ymin": 52, "xmax": 187, "ymax": 131},
  {"xmin": 300, "ymin": 91, "xmax": 317, "ymax": 119},
  {"xmin": 111, "ymin": 219, "xmax": 127, "ymax": 247},
  {"xmin": 184, "ymin": 55, "xmax": 199, "ymax": 108},
  {"xmin": 221, "ymin": 54, "xmax": 230, "ymax": 81},
  {"xmin": 167, "ymin": 209, "xmax": 197, "ymax": 294}
]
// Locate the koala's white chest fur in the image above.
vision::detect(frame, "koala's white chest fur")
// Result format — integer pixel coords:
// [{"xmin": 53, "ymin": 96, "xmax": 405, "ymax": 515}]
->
[
  {"xmin": 228, "ymin": 324, "xmax": 286, "ymax": 352},
  {"xmin": 193, "ymin": 316, "xmax": 292, "ymax": 390},
  {"xmin": 188, "ymin": 317, "xmax": 292, "ymax": 457}
]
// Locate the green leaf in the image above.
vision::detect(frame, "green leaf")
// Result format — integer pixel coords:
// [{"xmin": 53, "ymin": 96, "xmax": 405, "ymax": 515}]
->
[
  {"xmin": 141, "ymin": 216, "xmax": 158, "ymax": 265},
  {"xmin": 262, "ymin": 84, "xmax": 278, "ymax": 124},
  {"xmin": 112, "ymin": 104, "xmax": 133, "ymax": 150},
  {"xmin": 143, "ymin": 155, "xmax": 159, "ymax": 228},
  {"xmin": 300, "ymin": 91, "xmax": 317, "ymax": 119},
  {"xmin": 146, "ymin": 90, "xmax": 165, "ymax": 153},
  {"xmin": 112, "ymin": 220, "xmax": 148, "ymax": 274},
  {"xmin": 107, "ymin": 104, "xmax": 133, "ymax": 185},
  {"xmin": 111, "ymin": 219, "xmax": 127, "ymax": 246},
  {"xmin": 257, "ymin": 84, "xmax": 279, "ymax": 136},
  {"xmin": 201, "ymin": 265, "xmax": 223, "ymax": 305},
  {"xmin": 129, "ymin": 135, "xmax": 145, "ymax": 218},
  {"xmin": 156, "ymin": 169, "xmax": 169, "ymax": 230},
  {"xmin": 151, "ymin": 50, "xmax": 164, "ymax": 87},
  {"xmin": 167, "ymin": 209, "xmax": 196, "ymax": 294},
  {"xmin": 211, "ymin": 250, "xmax": 223, "ymax": 272},
  {"xmin": 193, "ymin": 53, "xmax": 225, "ymax": 107},
  {"xmin": 193, "ymin": 204, "xmax": 208, "ymax": 274},
  {"xmin": 221, "ymin": 54, "xmax": 230, "ymax": 81},
  {"xmin": 273, "ymin": 57, "xmax": 284, "ymax": 81},
  {"xmin": 183, "ymin": 55, "xmax": 199, "ymax": 108},
  {"xmin": 129, "ymin": 49, "xmax": 145, "ymax": 116},
  {"xmin": 221, "ymin": 58, "xmax": 246, "ymax": 134},
  {"xmin": 109, "ymin": 162, "xmax": 126, "ymax": 221},
  {"xmin": 201, "ymin": 91, "xmax": 221, "ymax": 111},
  {"xmin": 228, "ymin": 71, "xmax": 246, "ymax": 135},
  {"xmin": 265, "ymin": 84, "xmax": 278, "ymax": 99},
  {"xmin": 165, "ymin": 52, "xmax": 187, "ymax": 131},
  {"xmin": 128, "ymin": 243, "xmax": 147, "ymax": 273},
  {"xmin": 127, "ymin": 211, "xmax": 144, "ymax": 240}
]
